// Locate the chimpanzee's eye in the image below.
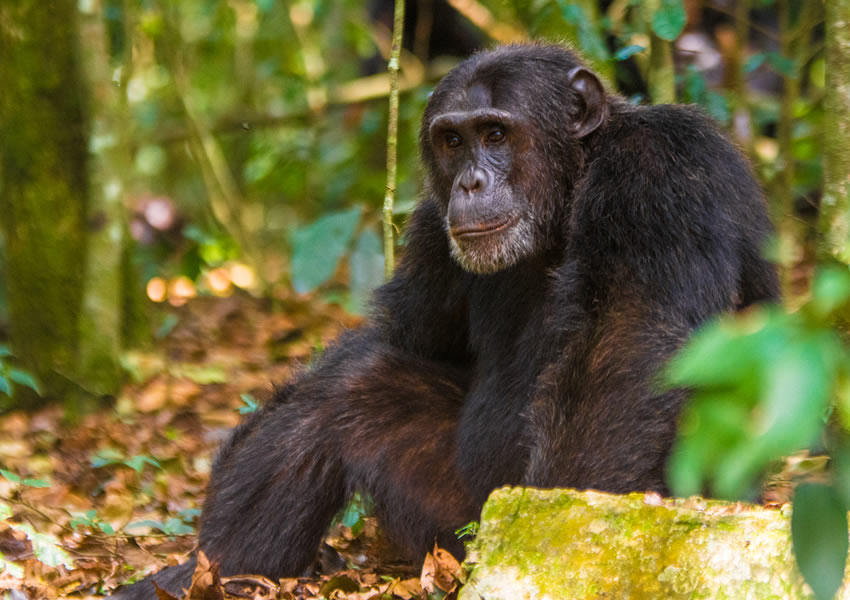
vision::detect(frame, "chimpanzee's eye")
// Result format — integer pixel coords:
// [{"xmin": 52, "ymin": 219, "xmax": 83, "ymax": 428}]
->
[
  {"xmin": 487, "ymin": 128, "xmax": 506, "ymax": 144},
  {"xmin": 445, "ymin": 133, "xmax": 462, "ymax": 148}
]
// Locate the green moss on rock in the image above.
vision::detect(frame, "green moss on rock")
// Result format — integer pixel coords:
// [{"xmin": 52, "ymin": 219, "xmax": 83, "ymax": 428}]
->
[{"xmin": 461, "ymin": 487, "xmax": 847, "ymax": 599}]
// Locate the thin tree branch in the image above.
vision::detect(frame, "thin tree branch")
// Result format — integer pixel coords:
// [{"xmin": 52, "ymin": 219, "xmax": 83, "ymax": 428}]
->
[{"xmin": 383, "ymin": 0, "xmax": 405, "ymax": 279}]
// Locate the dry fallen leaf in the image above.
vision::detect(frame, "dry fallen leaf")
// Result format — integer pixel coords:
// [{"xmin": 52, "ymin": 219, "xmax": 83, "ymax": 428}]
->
[
  {"xmin": 186, "ymin": 551, "xmax": 224, "ymax": 600},
  {"xmin": 420, "ymin": 544, "xmax": 463, "ymax": 596}
]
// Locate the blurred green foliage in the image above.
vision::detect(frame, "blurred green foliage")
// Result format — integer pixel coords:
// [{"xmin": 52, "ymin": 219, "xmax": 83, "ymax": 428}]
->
[
  {"xmin": 666, "ymin": 264, "xmax": 850, "ymax": 599},
  {"xmin": 666, "ymin": 266, "xmax": 850, "ymax": 500},
  {"xmin": 95, "ymin": 0, "xmax": 432, "ymax": 310},
  {"xmin": 0, "ymin": 345, "xmax": 41, "ymax": 404}
]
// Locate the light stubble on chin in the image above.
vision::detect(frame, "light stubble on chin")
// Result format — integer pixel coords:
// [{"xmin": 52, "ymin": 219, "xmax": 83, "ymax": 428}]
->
[{"xmin": 446, "ymin": 215, "xmax": 538, "ymax": 275}]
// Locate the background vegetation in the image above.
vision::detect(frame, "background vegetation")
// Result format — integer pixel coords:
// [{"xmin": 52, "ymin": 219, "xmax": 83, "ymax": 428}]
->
[{"xmin": 1, "ymin": 0, "xmax": 850, "ymax": 598}]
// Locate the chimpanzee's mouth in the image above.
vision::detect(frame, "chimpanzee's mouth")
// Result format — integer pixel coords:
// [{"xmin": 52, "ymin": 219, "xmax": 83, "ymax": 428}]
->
[{"xmin": 451, "ymin": 215, "xmax": 519, "ymax": 238}]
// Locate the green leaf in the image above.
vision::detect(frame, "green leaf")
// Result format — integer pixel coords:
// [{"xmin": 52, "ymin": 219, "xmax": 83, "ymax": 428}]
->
[
  {"xmin": 14, "ymin": 524, "xmax": 73, "ymax": 568},
  {"xmin": 578, "ymin": 26, "xmax": 610, "ymax": 63},
  {"xmin": 155, "ymin": 313, "xmax": 180, "ymax": 339},
  {"xmin": 70, "ymin": 517, "xmax": 92, "ymax": 531},
  {"xmin": 169, "ymin": 363, "xmax": 227, "ymax": 384},
  {"xmin": 123, "ymin": 455, "xmax": 161, "ymax": 473},
  {"xmin": 792, "ymin": 483, "xmax": 848, "ymax": 600},
  {"xmin": 22, "ymin": 478, "xmax": 50, "ymax": 488},
  {"xmin": 705, "ymin": 91, "xmax": 730, "ymax": 124},
  {"xmin": 91, "ymin": 447, "xmax": 125, "ymax": 468},
  {"xmin": 0, "ymin": 502, "xmax": 12, "ymax": 520},
  {"xmin": 743, "ymin": 53, "xmax": 765, "ymax": 73},
  {"xmin": 98, "ymin": 522, "xmax": 115, "ymax": 535},
  {"xmin": 165, "ymin": 517, "xmax": 194, "ymax": 533},
  {"xmin": 125, "ymin": 519, "xmax": 165, "ymax": 532},
  {"xmin": 756, "ymin": 337, "xmax": 832, "ymax": 453},
  {"xmin": 558, "ymin": 2, "xmax": 584, "ymax": 25},
  {"xmin": 0, "ymin": 377, "xmax": 11, "ymax": 398},
  {"xmin": 669, "ymin": 391, "xmax": 753, "ymax": 497},
  {"xmin": 614, "ymin": 45, "xmax": 645, "ymax": 61},
  {"xmin": 291, "ymin": 208, "xmax": 361, "ymax": 294},
  {"xmin": 455, "ymin": 521, "xmax": 479, "ymax": 539},
  {"xmin": 0, "ymin": 345, "xmax": 11, "ymax": 358},
  {"xmin": 766, "ymin": 51, "xmax": 795, "ymax": 77},
  {"xmin": 8, "ymin": 369, "xmax": 40, "ymax": 395},
  {"xmin": 178, "ymin": 508, "xmax": 201, "ymax": 522},
  {"xmin": 0, "ymin": 470, "xmax": 20, "ymax": 484},
  {"xmin": 238, "ymin": 393, "xmax": 258, "ymax": 414},
  {"xmin": 349, "ymin": 229, "xmax": 384, "ymax": 315},
  {"xmin": 664, "ymin": 308, "xmax": 781, "ymax": 390},
  {"xmin": 652, "ymin": 0, "xmax": 686, "ymax": 41},
  {"xmin": 810, "ymin": 265, "xmax": 850, "ymax": 319}
]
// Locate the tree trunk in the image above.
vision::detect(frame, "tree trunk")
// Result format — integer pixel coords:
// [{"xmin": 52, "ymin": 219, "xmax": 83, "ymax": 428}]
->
[
  {"xmin": 0, "ymin": 0, "xmax": 89, "ymax": 406},
  {"xmin": 819, "ymin": 0, "xmax": 850, "ymax": 263},
  {"xmin": 75, "ymin": 0, "xmax": 129, "ymax": 395}
]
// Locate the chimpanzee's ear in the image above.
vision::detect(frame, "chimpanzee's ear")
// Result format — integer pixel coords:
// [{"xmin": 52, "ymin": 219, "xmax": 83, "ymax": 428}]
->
[{"xmin": 566, "ymin": 66, "xmax": 607, "ymax": 138}]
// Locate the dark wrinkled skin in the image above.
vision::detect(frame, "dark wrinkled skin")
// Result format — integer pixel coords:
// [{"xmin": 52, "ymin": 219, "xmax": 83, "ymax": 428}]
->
[{"xmin": 113, "ymin": 43, "xmax": 778, "ymax": 599}]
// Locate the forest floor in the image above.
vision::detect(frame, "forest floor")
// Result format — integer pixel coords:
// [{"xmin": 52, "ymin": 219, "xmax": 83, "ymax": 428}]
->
[{"xmin": 0, "ymin": 292, "xmax": 465, "ymax": 599}]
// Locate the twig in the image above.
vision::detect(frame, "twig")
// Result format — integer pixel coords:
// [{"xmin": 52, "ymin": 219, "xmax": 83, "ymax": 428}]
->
[{"xmin": 383, "ymin": 0, "xmax": 405, "ymax": 279}]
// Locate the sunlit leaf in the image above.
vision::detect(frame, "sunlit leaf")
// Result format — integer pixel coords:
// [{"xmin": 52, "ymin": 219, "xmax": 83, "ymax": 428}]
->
[
  {"xmin": 292, "ymin": 208, "xmax": 361, "ymax": 294},
  {"xmin": 792, "ymin": 484, "xmax": 848, "ymax": 600},
  {"xmin": 652, "ymin": 0, "xmax": 686, "ymax": 41},
  {"xmin": 0, "ymin": 555, "xmax": 23, "ymax": 579},
  {"xmin": 169, "ymin": 363, "xmax": 227, "ymax": 384},
  {"xmin": 15, "ymin": 524, "xmax": 73, "ymax": 568},
  {"xmin": 135, "ymin": 144, "xmax": 166, "ymax": 176}
]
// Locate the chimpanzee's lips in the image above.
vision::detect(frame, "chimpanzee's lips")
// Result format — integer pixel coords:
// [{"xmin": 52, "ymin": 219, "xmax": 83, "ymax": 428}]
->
[{"xmin": 451, "ymin": 215, "xmax": 519, "ymax": 238}]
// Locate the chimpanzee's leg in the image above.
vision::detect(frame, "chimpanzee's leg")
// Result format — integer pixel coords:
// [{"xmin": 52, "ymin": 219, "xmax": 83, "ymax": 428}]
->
[{"xmin": 114, "ymin": 332, "xmax": 476, "ymax": 599}]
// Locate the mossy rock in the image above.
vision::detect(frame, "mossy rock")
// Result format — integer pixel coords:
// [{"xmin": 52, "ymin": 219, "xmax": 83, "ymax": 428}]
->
[{"xmin": 460, "ymin": 487, "xmax": 849, "ymax": 599}]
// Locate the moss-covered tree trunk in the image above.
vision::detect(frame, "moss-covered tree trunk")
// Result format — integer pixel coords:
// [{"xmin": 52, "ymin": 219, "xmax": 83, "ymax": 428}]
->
[
  {"xmin": 819, "ymin": 0, "xmax": 850, "ymax": 263},
  {"xmin": 0, "ymin": 1, "xmax": 89, "ymax": 406},
  {"xmin": 75, "ymin": 0, "xmax": 129, "ymax": 395}
]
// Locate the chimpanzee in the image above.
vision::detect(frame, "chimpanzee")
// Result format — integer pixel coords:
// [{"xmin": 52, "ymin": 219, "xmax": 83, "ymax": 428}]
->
[{"xmin": 113, "ymin": 43, "xmax": 778, "ymax": 598}]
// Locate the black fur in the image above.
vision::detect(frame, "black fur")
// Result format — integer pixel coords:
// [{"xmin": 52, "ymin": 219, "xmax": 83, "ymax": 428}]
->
[{"xmin": 112, "ymin": 43, "xmax": 778, "ymax": 599}]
